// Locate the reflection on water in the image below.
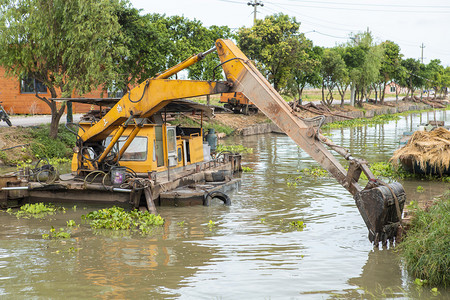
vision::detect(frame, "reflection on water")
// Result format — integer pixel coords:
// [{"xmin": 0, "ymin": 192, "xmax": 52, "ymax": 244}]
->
[{"xmin": 0, "ymin": 110, "xmax": 449, "ymax": 299}]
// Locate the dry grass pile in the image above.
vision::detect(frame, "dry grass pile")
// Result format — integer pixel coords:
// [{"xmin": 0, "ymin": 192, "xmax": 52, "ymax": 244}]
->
[{"xmin": 391, "ymin": 127, "xmax": 450, "ymax": 174}]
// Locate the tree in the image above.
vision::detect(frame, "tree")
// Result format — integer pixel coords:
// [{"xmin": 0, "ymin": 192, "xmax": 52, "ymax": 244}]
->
[
  {"xmin": 287, "ymin": 43, "xmax": 322, "ymax": 101},
  {"xmin": 441, "ymin": 67, "xmax": 450, "ymax": 98},
  {"xmin": 391, "ymin": 63, "xmax": 407, "ymax": 102},
  {"xmin": 343, "ymin": 31, "xmax": 382, "ymax": 107},
  {"xmin": 237, "ymin": 13, "xmax": 304, "ymax": 91},
  {"xmin": 400, "ymin": 58, "xmax": 424, "ymax": 98},
  {"xmin": 320, "ymin": 48, "xmax": 347, "ymax": 107},
  {"xmin": 424, "ymin": 59, "xmax": 444, "ymax": 99},
  {"xmin": 377, "ymin": 41, "xmax": 402, "ymax": 104},
  {"xmin": 0, "ymin": 0, "xmax": 127, "ymax": 138},
  {"xmin": 113, "ymin": 9, "xmax": 170, "ymax": 94},
  {"xmin": 333, "ymin": 46, "xmax": 350, "ymax": 107},
  {"xmin": 153, "ymin": 15, "xmax": 233, "ymax": 81}
]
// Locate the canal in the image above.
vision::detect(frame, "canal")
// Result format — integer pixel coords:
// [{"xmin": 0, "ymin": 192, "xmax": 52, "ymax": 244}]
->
[{"xmin": 0, "ymin": 110, "xmax": 449, "ymax": 299}]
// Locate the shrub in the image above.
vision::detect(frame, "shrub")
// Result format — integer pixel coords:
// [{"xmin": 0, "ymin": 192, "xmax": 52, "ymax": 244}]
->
[{"xmin": 30, "ymin": 124, "xmax": 76, "ymax": 159}]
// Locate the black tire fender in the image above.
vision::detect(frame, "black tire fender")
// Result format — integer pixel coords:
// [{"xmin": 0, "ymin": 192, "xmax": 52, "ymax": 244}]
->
[{"xmin": 203, "ymin": 191, "xmax": 231, "ymax": 206}]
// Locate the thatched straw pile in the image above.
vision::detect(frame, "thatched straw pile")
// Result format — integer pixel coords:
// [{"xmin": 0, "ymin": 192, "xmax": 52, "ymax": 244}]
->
[{"xmin": 391, "ymin": 127, "xmax": 450, "ymax": 175}]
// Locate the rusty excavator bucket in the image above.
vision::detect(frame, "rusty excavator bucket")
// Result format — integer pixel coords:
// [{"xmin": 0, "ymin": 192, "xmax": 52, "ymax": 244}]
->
[{"xmin": 354, "ymin": 182, "xmax": 406, "ymax": 245}]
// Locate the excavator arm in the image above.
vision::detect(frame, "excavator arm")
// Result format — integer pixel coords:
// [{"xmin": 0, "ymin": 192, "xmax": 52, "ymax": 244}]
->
[
  {"xmin": 77, "ymin": 39, "xmax": 405, "ymax": 245},
  {"xmin": 215, "ymin": 39, "xmax": 406, "ymax": 245}
]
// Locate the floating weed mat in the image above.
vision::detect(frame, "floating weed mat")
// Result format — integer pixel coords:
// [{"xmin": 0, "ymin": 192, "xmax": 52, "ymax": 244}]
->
[
  {"xmin": 82, "ymin": 206, "xmax": 164, "ymax": 234},
  {"xmin": 322, "ymin": 114, "xmax": 401, "ymax": 129},
  {"xmin": 391, "ymin": 127, "xmax": 450, "ymax": 175},
  {"xmin": 5, "ymin": 202, "xmax": 60, "ymax": 218},
  {"xmin": 398, "ymin": 193, "xmax": 450, "ymax": 287}
]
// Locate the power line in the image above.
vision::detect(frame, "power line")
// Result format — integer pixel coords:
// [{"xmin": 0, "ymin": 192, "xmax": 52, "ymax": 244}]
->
[
  {"xmin": 278, "ymin": 0, "xmax": 450, "ymax": 9},
  {"xmin": 265, "ymin": 0, "xmax": 450, "ymax": 13},
  {"xmin": 248, "ymin": 0, "xmax": 264, "ymax": 25}
]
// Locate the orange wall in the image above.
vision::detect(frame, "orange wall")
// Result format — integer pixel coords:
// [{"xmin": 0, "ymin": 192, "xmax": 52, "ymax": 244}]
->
[{"xmin": 0, "ymin": 67, "xmax": 103, "ymax": 115}]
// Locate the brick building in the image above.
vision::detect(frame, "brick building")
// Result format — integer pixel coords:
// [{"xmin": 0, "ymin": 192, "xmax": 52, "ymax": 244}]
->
[{"xmin": 0, "ymin": 67, "xmax": 105, "ymax": 115}]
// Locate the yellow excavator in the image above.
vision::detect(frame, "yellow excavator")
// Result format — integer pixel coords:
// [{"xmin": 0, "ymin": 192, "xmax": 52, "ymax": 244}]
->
[{"xmin": 73, "ymin": 39, "xmax": 406, "ymax": 245}]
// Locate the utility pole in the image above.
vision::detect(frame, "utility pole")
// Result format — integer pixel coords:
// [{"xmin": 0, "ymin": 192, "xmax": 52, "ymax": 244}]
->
[
  {"xmin": 420, "ymin": 43, "xmax": 425, "ymax": 63},
  {"xmin": 247, "ymin": 0, "xmax": 264, "ymax": 26},
  {"xmin": 420, "ymin": 43, "xmax": 425, "ymax": 100}
]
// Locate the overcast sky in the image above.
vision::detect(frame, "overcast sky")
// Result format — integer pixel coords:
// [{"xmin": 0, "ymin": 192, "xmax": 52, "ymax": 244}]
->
[{"xmin": 130, "ymin": 0, "xmax": 450, "ymax": 67}]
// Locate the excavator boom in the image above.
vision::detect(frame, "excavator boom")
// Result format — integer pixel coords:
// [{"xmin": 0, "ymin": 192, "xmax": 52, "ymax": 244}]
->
[{"xmin": 76, "ymin": 39, "xmax": 405, "ymax": 245}]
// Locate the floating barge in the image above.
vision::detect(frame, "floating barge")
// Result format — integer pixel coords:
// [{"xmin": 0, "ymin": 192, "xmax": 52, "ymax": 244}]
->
[{"xmin": 0, "ymin": 99, "xmax": 242, "ymax": 212}]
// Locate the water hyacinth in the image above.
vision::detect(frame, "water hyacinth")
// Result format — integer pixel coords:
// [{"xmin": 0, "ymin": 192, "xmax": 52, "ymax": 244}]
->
[{"xmin": 83, "ymin": 206, "xmax": 164, "ymax": 233}]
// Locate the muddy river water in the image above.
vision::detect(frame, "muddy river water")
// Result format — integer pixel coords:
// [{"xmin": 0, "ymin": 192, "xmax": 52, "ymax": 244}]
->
[{"xmin": 0, "ymin": 110, "xmax": 449, "ymax": 299}]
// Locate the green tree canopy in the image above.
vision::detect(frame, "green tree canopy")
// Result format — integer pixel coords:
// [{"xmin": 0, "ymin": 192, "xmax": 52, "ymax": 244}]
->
[
  {"xmin": 320, "ymin": 47, "xmax": 347, "ymax": 106},
  {"xmin": 377, "ymin": 40, "xmax": 402, "ymax": 103},
  {"xmin": 287, "ymin": 42, "xmax": 322, "ymax": 101},
  {"xmin": 400, "ymin": 58, "xmax": 425, "ymax": 97},
  {"xmin": 113, "ymin": 9, "xmax": 170, "ymax": 93},
  {"xmin": 237, "ymin": 13, "xmax": 304, "ymax": 91},
  {"xmin": 343, "ymin": 31, "xmax": 382, "ymax": 107},
  {"xmin": 0, "ymin": 0, "xmax": 127, "ymax": 138}
]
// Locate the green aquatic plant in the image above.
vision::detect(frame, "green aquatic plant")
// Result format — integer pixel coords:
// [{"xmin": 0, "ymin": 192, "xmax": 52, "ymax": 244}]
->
[
  {"xmin": 289, "ymin": 220, "xmax": 306, "ymax": 231},
  {"xmin": 302, "ymin": 167, "xmax": 328, "ymax": 178},
  {"xmin": 42, "ymin": 226, "xmax": 71, "ymax": 239},
  {"xmin": 66, "ymin": 220, "xmax": 77, "ymax": 227},
  {"xmin": 177, "ymin": 221, "xmax": 185, "ymax": 227},
  {"xmin": 207, "ymin": 220, "xmax": 216, "ymax": 230},
  {"xmin": 241, "ymin": 166, "xmax": 254, "ymax": 172},
  {"xmin": 10, "ymin": 203, "xmax": 57, "ymax": 218},
  {"xmin": 323, "ymin": 114, "xmax": 401, "ymax": 129},
  {"xmin": 286, "ymin": 174, "xmax": 302, "ymax": 187},
  {"xmin": 416, "ymin": 186, "xmax": 424, "ymax": 193},
  {"xmin": 83, "ymin": 206, "xmax": 164, "ymax": 233},
  {"xmin": 398, "ymin": 194, "xmax": 449, "ymax": 287}
]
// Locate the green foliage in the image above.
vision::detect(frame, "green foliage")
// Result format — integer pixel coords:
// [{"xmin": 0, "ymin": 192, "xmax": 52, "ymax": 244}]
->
[
  {"xmin": 0, "ymin": 0, "xmax": 127, "ymax": 137},
  {"xmin": 301, "ymin": 167, "xmax": 328, "ymax": 178},
  {"xmin": 401, "ymin": 58, "xmax": 425, "ymax": 96},
  {"xmin": 66, "ymin": 220, "xmax": 77, "ymax": 227},
  {"xmin": 287, "ymin": 43, "xmax": 323, "ymax": 99},
  {"xmin": 11, "ymin": 203, "xmax": 57, "ymax": 219},
  {"xmin": 42, "ymin": 226, "xmax": 71, "ymax": 239},
  {"xmin": 177, "ymin": 221, "xmax": 185, "ymax": 227},
  {"xmin": 289, "ymin": 220, "xmax": 306, "ymax": 231},
  {"xmin": 207, "ymin": 220, "xmax": 216, "ymax": 230},
  {"xmin": 242, "ymin": 166, "xmax": 254, "ymax": 173},
  {"xmin": 237, "ymin": 13, "xmax": 305, "ymax": 91},
  {"xmin": 343, "ymin": 31, "xmax": 382, "ymax": 106},
  {"xmin": 84, "ymin": 206, "xmax": 164, "ymax": 234},
  {"xmin": 416, "ymin": 186, "xmax": 424, "ymax": 193},
  {"xmin": 323, "ymin": 113, "xmax": 401, "ymax": 129},
  {"xmin": 150, "ymin": 14, "xmax": 234, "ymax": 81},
  {"xmin": 320, "ymin": 47, "xmax": 348, "ymax": 106},
  {"xmin": 30, "ymin": 125, "xmax": 76, "ymax": 158},
  {"xmin": 399, "ymin": 194, "xmax": 450, "ymax": 286},
  {"xmin": 204, "ymin": 121, "xmax": 234, "ymax": 136},
  {"xmin": 216, "ymin": 144, "xmax": 253, "ymax": 154}
]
